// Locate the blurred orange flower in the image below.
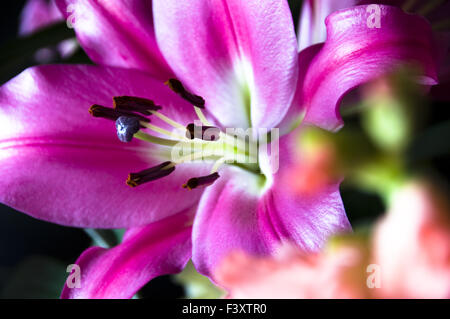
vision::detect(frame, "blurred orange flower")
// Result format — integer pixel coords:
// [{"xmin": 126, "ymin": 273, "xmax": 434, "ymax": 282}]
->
[{"xmin": 214, "ymin": 180, "xmax": 450, "ymax": 299}]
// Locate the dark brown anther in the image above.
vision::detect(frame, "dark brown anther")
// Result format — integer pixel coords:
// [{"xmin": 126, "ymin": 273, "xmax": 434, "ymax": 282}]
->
[
  {"xmin": 186, "ymin": 123, "xmax": 221, "ymax": 141},
  {"xmin": 89, "ymin": 104, "xmax": 150, "ymax": 123},
  {"xmin": 126, "ymin": 161, "xmax": 175, "ymax": 187},
  {"xmin": 182, "ymin": 172, "xmax": 220, "ymax": 190},
  {"xmin": 113, "ymin": 96, "xmax": 161, "ymax": 115},
  {"xmin": 165, "ymin": 79, "xmax": 205, "ymax": 108}
]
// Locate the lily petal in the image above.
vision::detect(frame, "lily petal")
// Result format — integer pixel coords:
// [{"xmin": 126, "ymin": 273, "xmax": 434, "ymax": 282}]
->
[
  {"xmin": 298, "ymin": 0, "xmax": 356, "ymax": 51},
  {"xmin": 61, "ymin": 208, "xmax": 193, "ymax": 299},
  {"xmin": 191, "ymin": 168, "xmax": 273, "ymax": 277},
  {"xmin": 302, "ymin": 5, "xmax": 439, "ymax": 131},
  {"xmin": 21, "ymin": 0, "xmax": 78, "ymax": 59},
  {"xmin": 192, "ymin": 130, "xmax": 351, "ymax": 276},
  {"xmin": 55, "ymin": 0, "xmax": 172, "ymax": 79},
  {"xmin": 278, "ymin": 43, "xmax": 324, "ymax": 135},
  {"xmin": 259, "ymin": 128, "xmax": 351, "ymax": 252},
  {"xmin": 153, "ymin": 0, "xmax": 298, "ymax": 129},
  {"xmin": 20, "ymin": 0, "xmax": 63, "ymax": 36},
  {"xmin": 298, "ymin": 0, "xmax": 450, "ymax": 50},
  {"xmin": 0, "ymin": 65, "xmax": 209, "ymax": 228}
]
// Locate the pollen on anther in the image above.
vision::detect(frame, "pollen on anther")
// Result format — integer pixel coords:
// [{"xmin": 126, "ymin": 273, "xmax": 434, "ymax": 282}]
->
[
  {"xmin": 113, "ymin": 96, "xmax": 161, "ymax": 115},
  {"xmin": 89, "ymin": 104, "xmax": 150, "ymax": 123},
  {"xmin": 183, "ymin": 172, "xmax": 220, "ymax": 190},
  {"xmin": 165, "ymin": 79, "xmax": 206, "ymax": 108},
  {"xmin": 127, "ymin": 161, "xmax": 175, "ymax": 187},
  {"xmin": 186, "ymin": 123, "xmax": 220, "ymax": 141}
]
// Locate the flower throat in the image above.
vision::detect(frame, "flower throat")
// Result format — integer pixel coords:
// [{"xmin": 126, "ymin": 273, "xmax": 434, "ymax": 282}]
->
[{"xmin": 89, "ymin": 79, "xmax": 260, "ymax": 190}]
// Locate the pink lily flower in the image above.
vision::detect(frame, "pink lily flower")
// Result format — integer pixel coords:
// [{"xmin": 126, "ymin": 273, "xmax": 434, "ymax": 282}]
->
[
  {"xmin": 298, "ymin": 0, "xmax": 450, "ymax": 113},
  {"xmin": 0, "ymin": 0, "xmax": 440, "ymax": 298},
  {"xmin": 298, "ymin": 0, "xmax": 450, "ymax": 50},
  {"xmin": 214, "ymin": 180, "xmax": 450, "ymax": 299},
  {"xmin": 297, "ymin": 2, "xmax": 443, "ymax": 130},
  {"xmin": 20, "ymin": 0, "xmax": 63, "ymax": 35}
]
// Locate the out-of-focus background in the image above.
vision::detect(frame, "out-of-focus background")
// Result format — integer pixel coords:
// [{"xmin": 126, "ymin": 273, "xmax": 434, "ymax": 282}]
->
[{"xmin": 0, "ymin": 0, "xmax": 448, "ymax": 299}]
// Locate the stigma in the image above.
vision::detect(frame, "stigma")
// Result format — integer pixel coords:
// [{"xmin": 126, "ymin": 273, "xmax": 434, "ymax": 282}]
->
[{"xmin": 116, "ymin": 116, "xmax": 140, "ymax": 143}]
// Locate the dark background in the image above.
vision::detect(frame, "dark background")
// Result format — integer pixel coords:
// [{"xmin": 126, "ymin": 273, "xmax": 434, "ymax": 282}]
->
[{"xmin": 0, "ymin": 0, "xmax": 448, "ymax": 299}]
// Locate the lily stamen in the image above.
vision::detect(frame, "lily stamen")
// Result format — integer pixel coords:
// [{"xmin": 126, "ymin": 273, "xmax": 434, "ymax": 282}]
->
[
  {"xmin": 141, "ymin": 121, "xmax": 187, "ymax": 141},
  {"xmin": 186, "ymin": 123, "xmax": 221, "ymax": 141},
  {"xmin": 148, "ymin": 110, "xmax": 186, "ymax": 131},
  {"xmin": 126, "ymin": 161, "xmax": 176, "ymax": 187},
  {"xmin": 165, "ymin": 78, "xmax": 205, "ymax": 108},
  {"xmin": 100, "ymin": 93, "xmax": 259, "ymax": 189},
  {"xmin": 113, "ymin": 96, "xmax": 161, "ymax": 115},
  {"xmin": 133, "ymin": 130, "xmax": 180, "ymax": 147},
  {"xmin": 194, "ymin": 106, "xmax": 212, "ymax": 126},
  {"xmin": 211, "ymin": 157, "xmax": 228, "ymax": 173},
  {"xmin": 89, "ymin": 104, "xmax": 149, "ymax": 123},
  {"xmin": 182, "ymin": 172, "xmax": 220, "ymax": 190}
]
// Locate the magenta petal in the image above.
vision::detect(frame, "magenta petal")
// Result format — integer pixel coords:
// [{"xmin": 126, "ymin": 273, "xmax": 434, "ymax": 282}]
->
[
  {"xmin": 192, "ymin": 168, "xmax": 274, "ymax": 277},
  {"xmin": 259, "ymin": 128, "xmax": 352, "ymax": 252},
  {"xmin": 298, "ymin": 0, "xmax": 450, "ymax": 51},
  {"xmin": 153, "ymin": 0, "xmax": 298, "ymax": 129},
  {"xmin": 261, "ymin": 184, "xmax": 351, "ymax": 253},
  {"xmin": 278, "ymin": 44, "xmax": 324, "ymax": 134},
  {"xmin": 61, "ymin": 208, "xmax": 193, "ymax": 299},
  {"xmin": 55, "ymin": 0, "xmax": 172, "ymax": 79},
  {"xmin": 192, "ymin": 143, "xmax": 351, "ymax": 276},
  {"xmin": 298, "ymin": 0, "xmax": 357, "ymax": 51},
  {"xmin": 302, "ymin": 5, "xmax": 439, "ymax": 131},
  {"xmin": 0, "ymin": 65, "xmax": 208, "ymax": 228}
]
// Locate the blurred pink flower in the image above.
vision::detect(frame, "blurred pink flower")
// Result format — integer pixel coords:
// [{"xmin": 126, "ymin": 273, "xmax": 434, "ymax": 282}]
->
[
  {"xmin": 19, "ymin": 0, "xmax": 77, "ymax": 60},
  {"xmin": 215, "ymin": 181, "xmax": 450, "ymax": 299},
  {"xmin": 283, "ymin": 135, "xmax": 339, "ymax": 196},
  {"xmin": 373, "ymin": 181, "xmax": 450, "ymax": 298},
  {"xmin": 20, "ymin": 0, "xmax": 64, "ymax": 35}
]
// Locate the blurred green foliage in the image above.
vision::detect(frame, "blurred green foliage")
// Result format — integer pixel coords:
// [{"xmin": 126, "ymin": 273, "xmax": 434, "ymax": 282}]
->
[{"xmin": 0, "ymin": 22, "xmax": 91, "ymax": 85}]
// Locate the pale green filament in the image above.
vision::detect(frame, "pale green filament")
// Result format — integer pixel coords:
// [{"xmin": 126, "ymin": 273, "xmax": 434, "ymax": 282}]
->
[
  {"xmin": 194, "ymin": 106, "xmax": 248, "ymax": 152},
  {"xmin": 194, "ymin": 106, "xmax": 212, "ymax": 126},
  {"xmin": 211, "ymin": 157, "xmax": 228, "ymax": 173},
  {"xmin": 134, "ymin": 107, "xmax": 260, "ymax": 175},
  {"xmin": 149, "ymin": 110, "xmax": 186, "ymax": 131},
  {"xmin": 140, "ymin": 121, "xmax": 187, "ymax": 141},
  {"xmin": 134, "ymin": 131, "xmax": 180, "ymax": 147},
  {"xmin": 134, "ymin": 119, "xmax": 257, "ymax": 173}
]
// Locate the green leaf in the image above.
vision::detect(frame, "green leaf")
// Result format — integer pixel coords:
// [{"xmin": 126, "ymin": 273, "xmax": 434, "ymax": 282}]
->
[
  {"xmin": 0, "ymin": 22, "xmax": 75, "ymax": 84},
  {"xmin": 407, "ymin": 119, "xmax": 450, "ymax": 163},
  {"xmin": 0, "ymin": 255, "xmax": 67, "ymax": 299},
  {"xmin": 84, "ymin": 228, "xmax": 125, "ymax": 248}
]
